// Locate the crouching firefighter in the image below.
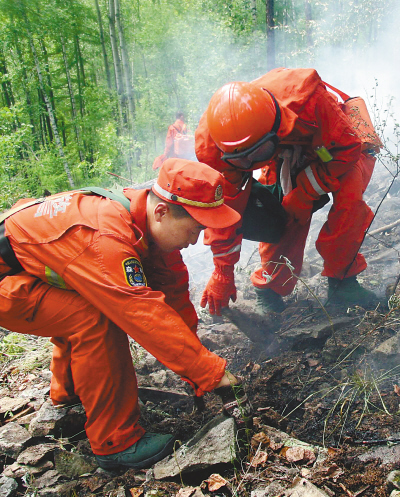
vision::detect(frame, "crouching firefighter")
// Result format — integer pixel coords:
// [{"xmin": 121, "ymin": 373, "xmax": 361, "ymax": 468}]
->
[
  {"xmin": 0, "ymin": 158, "xmax": 253, "ymax": 471},
  {"xmin": 195, "ymin": 67, "xmax": 382, "ymax": 315}
]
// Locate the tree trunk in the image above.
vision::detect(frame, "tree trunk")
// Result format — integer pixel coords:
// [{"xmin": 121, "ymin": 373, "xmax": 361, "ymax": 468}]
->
[
  {"xmin": 60, "ymin": 34, "xmax": 84, "ymax": 162},
  {"xmin": 141, "ymin": 51, "xmax": 157, "ymax": 151},
  {"xmin": 38, "ymin": 88, "xmax": 53, "ymax": 144},
  {"xmin": 29, "ymin": 35, "xmax": 74, "ymax": 187},
  {"xmin": 266, "ymin": 0, "xmax": 276, "ymax": 70},
  {"xmin": 38, "ymin": 90, "xmax": 48, "ymax": 148},
  {"xmin": 0, "ymin": 48, "xmax": 14, "ymax": 109},
  {"xmin": 73, "ymin": 34, "xmax": 85, "ymax": 117},
  {"xmin": 304, "ymin": 0, "xmax": 313, "ymax": 49},
  {"xmin": 14, "ymin": 39, "xmax": 37, "ymax": 145},
  {"xmin": 108, "ymin": 0, "xmax": 125, "ymax": 127},
  {"xmin": 75, "ymin": 34, "xmax": 86, "ymax": 87},
  {"xmin": 250, "ymin": 0, "xmax": 257, "ymax": 25},
  {"xmin": 114, "ymin": 0, "xmax": 135, "ymax": 129},
  {"xmin": 94, "ymin": 0, "xmax": 112, "ymax": 92},
  {"xmin": 39, "ymin": 39, "xmax": 58, "ymax": 128},
  {"xmin": 0, "ymin": 46, "xmax": 22, "ymax": 148}
]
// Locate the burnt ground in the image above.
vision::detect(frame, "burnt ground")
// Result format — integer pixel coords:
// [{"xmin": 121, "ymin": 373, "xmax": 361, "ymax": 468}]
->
[
  {"xmin": 2, "ymin": 251, "xmax": 400, "ymax": 496},
  {"xmin": 1, "ymin": 163, "xmax": 400, "ymax": 496}
]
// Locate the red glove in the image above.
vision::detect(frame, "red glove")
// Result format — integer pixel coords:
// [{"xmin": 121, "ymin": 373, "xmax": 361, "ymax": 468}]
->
[
  {"xmin": 281, "ymin": 187, "xmax": 316, "ymax": 225},
  {"xmin": 200, "ymin": 265, "xmax": 236, "ymax": 316}
]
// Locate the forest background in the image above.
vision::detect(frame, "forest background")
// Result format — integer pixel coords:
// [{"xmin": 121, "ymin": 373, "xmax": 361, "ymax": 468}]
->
[{"xmin": 0, "ymin": 0, "xmax": 399, "ymax": 210}]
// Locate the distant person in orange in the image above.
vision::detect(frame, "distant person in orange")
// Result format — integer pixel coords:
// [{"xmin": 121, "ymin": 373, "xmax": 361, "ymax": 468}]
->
[
  {"xmin": 0, "ymin": 158, "xmax": 252, "ymax": 471},
  {"xmin": 153, "ymin": 112, "xmax": 194, "ymax": 170}
]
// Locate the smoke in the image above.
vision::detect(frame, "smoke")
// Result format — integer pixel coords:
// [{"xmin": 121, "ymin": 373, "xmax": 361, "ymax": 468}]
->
[{"xmin": 179, "ymin": 2, "xmax": 400, "ymax": 293}]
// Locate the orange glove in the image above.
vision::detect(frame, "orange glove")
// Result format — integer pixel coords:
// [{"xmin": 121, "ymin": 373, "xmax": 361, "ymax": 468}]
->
[
  {"xmin": 200, "ymin": 265, "xmax": 236, "ymax": 316},
  {"xmin": 281, "ymin": 187, "xmax": 316, "ymax": 225}
]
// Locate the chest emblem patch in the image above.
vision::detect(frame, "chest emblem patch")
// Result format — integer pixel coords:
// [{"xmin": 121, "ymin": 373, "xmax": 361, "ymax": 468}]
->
[{"xmin": 123, "ymin": 257, "xmax": 147, "ymax": 287}]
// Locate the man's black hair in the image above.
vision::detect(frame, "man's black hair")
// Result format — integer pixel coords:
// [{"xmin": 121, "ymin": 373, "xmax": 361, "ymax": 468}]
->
[{"xmin": 148, "ymin": 190, "xmax": 191, "ymax": 219}]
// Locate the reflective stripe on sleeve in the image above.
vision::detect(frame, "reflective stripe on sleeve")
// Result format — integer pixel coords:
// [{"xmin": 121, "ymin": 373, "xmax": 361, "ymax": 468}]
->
[
  {"xmin": 304, "ymin": 166, "xmax": 326, "ymax": 196},
  {"xmin": 213, "ymin": 244, "xmax": 241, "ymax": 258}
]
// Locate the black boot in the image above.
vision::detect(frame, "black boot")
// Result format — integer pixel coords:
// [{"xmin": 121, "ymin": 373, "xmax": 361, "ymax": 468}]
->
[
  {"xmin": 327, "ymin": 276, "xmax": 378, "ymax": 307},
  {"xmin": 254, "ymin": 287, "xmax": 285, "ymax": 313}
]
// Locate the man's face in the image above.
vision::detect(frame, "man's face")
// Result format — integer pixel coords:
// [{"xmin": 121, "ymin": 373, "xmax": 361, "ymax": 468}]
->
[{"xmin": 150, "ymin": 205, "xmax": 205, "ymax": 253}]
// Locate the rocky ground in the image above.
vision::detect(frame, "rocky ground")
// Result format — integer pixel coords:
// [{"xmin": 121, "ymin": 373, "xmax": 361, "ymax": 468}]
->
[{"xmin": 1, "ymin": 160, "xmax": 400, "ymax": 496}]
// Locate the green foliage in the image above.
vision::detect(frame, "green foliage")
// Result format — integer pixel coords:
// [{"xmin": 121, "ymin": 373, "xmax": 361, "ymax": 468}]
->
[
  {"xmin": 0, "ymin": 332, "xmax": 27, "ymax": 359},
  {"xmin": 0, "ymin": 0, "xmax": 396, "ymax": 201}
]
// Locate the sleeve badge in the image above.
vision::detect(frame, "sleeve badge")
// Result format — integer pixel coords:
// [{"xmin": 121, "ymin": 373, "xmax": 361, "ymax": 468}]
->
[{"xmin": 122, "ymin": 257, "xmax": 147, "ymax": 287}]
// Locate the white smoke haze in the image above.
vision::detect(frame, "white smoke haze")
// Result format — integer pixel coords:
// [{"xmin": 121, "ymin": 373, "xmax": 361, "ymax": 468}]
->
[{"xmin": 180, "ymin": 1, "xmax": 400, "ymax": 296}]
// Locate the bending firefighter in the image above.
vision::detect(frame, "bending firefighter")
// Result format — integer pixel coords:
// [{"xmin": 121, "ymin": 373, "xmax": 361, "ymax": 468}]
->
[
  {"xmin": 195, "ymin": 67, "xmax": 381, "ymax": 315},
  {"xmin": 0, "ymin": 158, "xmax": 252, "ymax": 471}
]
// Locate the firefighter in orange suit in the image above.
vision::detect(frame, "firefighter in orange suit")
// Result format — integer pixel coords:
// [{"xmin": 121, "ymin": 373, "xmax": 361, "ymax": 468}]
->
[
  {"xmin": 195, "ymin": 67, "xmax": 379, "ymax": 315},
  {"xmin": 152, "ymin": 112, "xmax": 187, "ymax": 170},
  {"xmin": 0, "ymin": 158, "xmax": 253, "ymax": 471}
]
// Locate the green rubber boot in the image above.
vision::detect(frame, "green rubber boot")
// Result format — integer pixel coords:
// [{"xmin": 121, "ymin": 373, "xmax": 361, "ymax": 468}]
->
[
  {"xmin": 327, "ymin": 276, "xmax": 378, "ymax": 307},
  {"xmin": 254, "ymin": 287, "xmax": 285, "ymax": 314},
  {"xmin": 95, "ymin": 432, "xmax": 175, "ymax": 471}
]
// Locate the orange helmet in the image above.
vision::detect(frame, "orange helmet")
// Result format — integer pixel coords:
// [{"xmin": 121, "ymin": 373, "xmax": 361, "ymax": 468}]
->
[{"xmin": 207, "ymin": 81, "xmax": 280, "ymax": 154}]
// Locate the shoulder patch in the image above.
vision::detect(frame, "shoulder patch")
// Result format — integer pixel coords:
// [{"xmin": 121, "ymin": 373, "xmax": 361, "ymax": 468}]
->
[{"xmin": 122, "ymin": 257, "xmax": 147, "ymax": 287}]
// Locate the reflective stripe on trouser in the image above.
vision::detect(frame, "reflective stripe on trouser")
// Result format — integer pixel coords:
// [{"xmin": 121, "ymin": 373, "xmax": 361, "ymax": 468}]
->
[
  {"xmin": 251, "ymin": 154, "xmax": 375, "ymax": 294},
  {"xmin": 0, "ymin": 272, "xmax": 145, "ymax": 456}
]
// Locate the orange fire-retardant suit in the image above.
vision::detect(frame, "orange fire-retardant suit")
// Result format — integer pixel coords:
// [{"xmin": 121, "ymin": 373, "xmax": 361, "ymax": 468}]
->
[
  {"xmin": 0, "ymin": 188, "xmax": 226, "ymax": 456},
  {"xmin": 152, "ymin": 118, "xmax": 187, "ymax": 170},
  {"xmin": 195, "ymin": 68, "xmax": 376, "ymax": 298}
]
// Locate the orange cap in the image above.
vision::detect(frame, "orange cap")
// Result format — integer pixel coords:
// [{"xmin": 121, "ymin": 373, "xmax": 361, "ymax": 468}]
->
[
  {"xmin": 152, "ymin": 158, "xmax": 241, "ymax": 229},
  {"xmin": 207, "ymin": 82, "xmax": 279, "ymax": 153}
]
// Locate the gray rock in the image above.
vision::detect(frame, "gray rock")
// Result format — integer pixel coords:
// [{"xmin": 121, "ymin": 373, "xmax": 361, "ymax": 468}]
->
[
  {"xmin": 387, "ymin": 470, "xmax": 400, "ymax": 490},
  {"xmin": 284, "ymin": 477, "xmax": 331, "ymax": 496},
  {"xmin": 37, "ymin": 481, "xmax": 79, "ymax": 497},
  {"xmin": 15, "ymin": 411, "xmax": 37, "ymax": 427},
  {"xmin": 29, "ymin": 469, "xmax": 63, "ymax": 489},
  {"xmin": 251, "ymin": 481, "xmax": 287, "ymax": 496},
  {"xmin": 153, "ymin": 415, "xmax": 236, "ymax": 479},
  {"xmin": 19, "ymin": 385, "xmax": 50, "ymax": 401},
  {"xmin": 149, "ymin": 370, "xmax": 167, "ymax": 387},
  {"xmin": 0, "ymin": 397, "xmax": 29, "ymax": 415},
  {"xmin": 0, "ymin": 422, "xmax": 31, "ymax": 458},
  {"xmin": 54, "ymin": 447, "xmax": 98, "ymax": 478},
  {"xmin": 28, "ymin": 401, "xmax": 66, "ymax": 437},
  {"xmin": 29, "ymin": 400, "xmax": 86, "ymax": 438},
  {"xmin": 261, "ymin": 426, "xmax": 328, "ymax": 466},
  {"xmin": 2, "ymin": 462, "xmax": 25, "ymax": 478},
  {"xmin": 17, "ymin": 443, "xmax": 58, "ymax": 466},
  {"xmin": 198, "ymin": 323, "xmax": 247, "ymax": 350},
  {"xmin": 358, "ymin": 443, "xmax": 400, "ymax": 465},
  {"xmin": 279, "ymin": 316, "xmax": 355, "ymax": 351},
  {"xmin": 3, "ymin": 460, "xmax": 53, "ymax": 478},
  {"xmin": 103, "ymin": 480, "xmax": 118, "ymax": 493},
  {"xmin": 371, "ymin": 334, "xmax": 400, "ymax": 369},
  {"xmin": 109, "ymin": 487, "xmax": 127, "ymax": 497},
  {"xmin": 0, "ymin": 476, "xmax": 18, "ymax": 497}
]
